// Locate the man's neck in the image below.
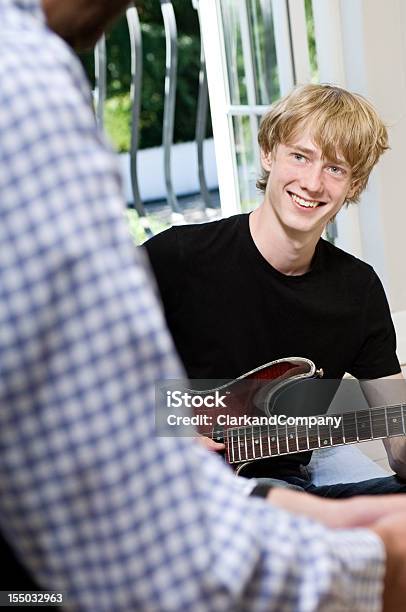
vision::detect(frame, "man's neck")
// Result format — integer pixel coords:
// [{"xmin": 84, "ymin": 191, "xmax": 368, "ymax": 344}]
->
[{"xmin": 249, "ymin": 202, "xmax": 322, "ymax": 276}]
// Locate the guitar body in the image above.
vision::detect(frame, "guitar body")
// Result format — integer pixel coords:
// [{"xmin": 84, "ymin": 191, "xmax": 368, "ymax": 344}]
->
[
  {"xmin": 191, "ymin": 357, "xmax": 320, "ymax": 475},
  {"xmin": 189, "ymin": 357, "xmax": 406, "ymax": 477}
]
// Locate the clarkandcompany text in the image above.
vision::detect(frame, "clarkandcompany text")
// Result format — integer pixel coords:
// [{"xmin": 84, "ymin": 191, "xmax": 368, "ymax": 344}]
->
[{"xmin": 167, "ymin": 414, "xmax": 343, "ymax": 429}]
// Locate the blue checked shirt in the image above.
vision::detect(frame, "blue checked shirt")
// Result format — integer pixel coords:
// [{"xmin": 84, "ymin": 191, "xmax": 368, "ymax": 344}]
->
[{"xmin": 0, "ymin": 0, "xmax": 385, "ymax": 610}]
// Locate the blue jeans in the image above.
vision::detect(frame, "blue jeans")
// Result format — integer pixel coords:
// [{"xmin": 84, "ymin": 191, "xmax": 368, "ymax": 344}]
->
[{"xmin": 256, "ymin": 474, "xmax": 406, "ymax": 498}]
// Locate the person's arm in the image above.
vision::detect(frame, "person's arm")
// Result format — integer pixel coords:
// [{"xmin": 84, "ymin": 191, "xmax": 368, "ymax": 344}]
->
[
  {"xmin": 346, "ymin": 269, "xmax": 406, "ymax": 477},
  {"xmin": 360, "ymin": 373, "xmax": 406, "ymax": 479},
  {"xmin": 267, "ymin": 487, "xmax": 406, "ymax": 612},
  {"xmin": 371, "ymin": 513, "xmax": 406, "ymax": 612}
]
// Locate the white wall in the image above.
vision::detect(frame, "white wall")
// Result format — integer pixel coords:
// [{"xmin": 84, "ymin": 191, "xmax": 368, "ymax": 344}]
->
[
  {"xmin": 312, "ymin": 0, "xmax": 406, "ymax": 363},
  {"xmin": 119, "ymin": 138, "xmax": 218, "ymax": 202}
]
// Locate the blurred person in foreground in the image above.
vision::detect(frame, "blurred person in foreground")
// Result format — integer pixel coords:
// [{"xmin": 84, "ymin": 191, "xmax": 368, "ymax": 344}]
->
[{"xmin": 1, "ymin": 0, "xmax": 406, "ymax": 610}]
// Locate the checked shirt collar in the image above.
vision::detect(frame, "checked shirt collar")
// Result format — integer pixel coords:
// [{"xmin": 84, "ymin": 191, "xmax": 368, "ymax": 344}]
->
[{"xmin": 2, "ymin": 0, "xmax": 45, "ymax": 22}]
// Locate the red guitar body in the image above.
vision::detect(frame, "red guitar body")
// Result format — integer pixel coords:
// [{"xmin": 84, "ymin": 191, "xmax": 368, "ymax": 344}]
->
[{"xmin": 191, "ymin": 357, "xmax": 320, "ymax": 475}]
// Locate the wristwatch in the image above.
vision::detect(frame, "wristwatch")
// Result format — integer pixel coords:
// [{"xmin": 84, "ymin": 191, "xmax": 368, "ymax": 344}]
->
[{"xmin": 249, "ymin": 483, "xmax": 274, "ymax": 498}]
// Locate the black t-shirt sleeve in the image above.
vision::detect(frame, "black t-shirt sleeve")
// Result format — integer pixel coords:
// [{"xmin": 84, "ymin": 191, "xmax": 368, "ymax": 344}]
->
[
  {"xmin": 349, "ymin": 272, "xmax": 400, "ymax": 379},
  {"xmin": 142, "ymin": 227, "xmax": 182, "ymax": 316}
]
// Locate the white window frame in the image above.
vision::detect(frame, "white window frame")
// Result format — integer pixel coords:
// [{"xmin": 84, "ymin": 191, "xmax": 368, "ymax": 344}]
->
[{"xmin": 198, "ymin": 0, "xmax": 311, "ymax": 217}]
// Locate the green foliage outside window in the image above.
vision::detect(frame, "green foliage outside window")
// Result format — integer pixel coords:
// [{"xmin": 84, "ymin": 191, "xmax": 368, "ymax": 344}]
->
[
  {"xmin": 80, "ymin": 1, "xmax": 203, "ymax": 153},
  {"xmin": 305, "ymin": 0, "xmax": 318, "ymax": 81},
  {"xmin": 79, "ymin": 1, "xmax": 317, "ymax": 154}
]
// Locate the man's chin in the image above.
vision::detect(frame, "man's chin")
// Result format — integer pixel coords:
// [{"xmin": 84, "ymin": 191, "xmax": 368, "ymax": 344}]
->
[{"xmin": 67, "ymin": 29, "xmax": 104, "ymax": 52}]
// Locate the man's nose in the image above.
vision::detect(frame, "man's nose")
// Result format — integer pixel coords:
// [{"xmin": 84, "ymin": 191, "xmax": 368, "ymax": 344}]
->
[{"xmin": 300, "ymin": 164, "xmax": 323, "ymax": 194}]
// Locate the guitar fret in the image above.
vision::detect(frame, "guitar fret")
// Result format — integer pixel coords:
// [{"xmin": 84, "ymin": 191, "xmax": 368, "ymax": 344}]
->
[
  {"xmin": 270, "ymin": 424, "xmax": 278, "ymax": 456},
  {"xmin": 342, "ymin": 413, "xmax": 358, "ymax": 443},
  {"xmin": 259, "ymin": 425, "xmax": 264, "ymax": 457},
  {"xmin": 371, "ymin": 408, "xmax": 388, "ymax": 439},
  {"xmin": 297, "ymin": 424, "xmax": 308, "ymax": 451},
  {"xmin": 308, "ymin": 423, "xmax": 319, "ymax": 450},
  {"xmin": 230, "ymin": 429, "xmax": 235, "ymax": 463},
  {"xmin": 224, "ymin": 403, "xmax": 406, "ymax": 465},
  {"xmin": 318, "ymin": 423, "xmax": 331, "ymax": 448},
  {"xmin": 251, "ymin": 425, "xmax": 256, "ymax": 460},
  {"xmin": 384, "ymin": 407, "xmax": 389, "ymax": 438},
  {"xmin": 286, "ymin": 423, "xmax": 298, "ymax": 453},
  {"xmin": 277, "ymin": 421, "xmax": 288, "ymax": 455},
  {"xmin": 386, "ymin": 406, "xmax": 404, "ymax": 436},
  {"xmin": 356, "ymin": 410, "xmax": 372, "ymax": 440},
  {"xmin": 252, "ymin": 426, "xmax": 259, "ymax": 458},
  {"xmin": 267, "ymin": 423, "xmax": 272, "ymax": 457},
  {"xmin": 331, "ymin": 418, "xmax": 344, "ymax": 445}
]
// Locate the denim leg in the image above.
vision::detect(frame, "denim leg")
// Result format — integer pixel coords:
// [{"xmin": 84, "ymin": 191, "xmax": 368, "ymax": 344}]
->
[{"xmin": 283, "ymin": 474, "xmax": 406, "ymax": 498}]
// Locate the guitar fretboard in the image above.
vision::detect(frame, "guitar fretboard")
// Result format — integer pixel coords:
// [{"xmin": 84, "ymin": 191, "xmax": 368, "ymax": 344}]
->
[{"xmin": 225, "ymin": 404, "xmax": 406, "ymax": 464}]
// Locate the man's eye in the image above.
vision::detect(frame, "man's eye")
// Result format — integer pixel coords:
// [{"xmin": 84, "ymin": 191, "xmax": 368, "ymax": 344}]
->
[
  {"xmin": 292, "ymin": 153, "xmax": 305, "ymax": 162},
  {"xmin": 328, "ymin": 165, "xmax": 345, "ymax": 175}
]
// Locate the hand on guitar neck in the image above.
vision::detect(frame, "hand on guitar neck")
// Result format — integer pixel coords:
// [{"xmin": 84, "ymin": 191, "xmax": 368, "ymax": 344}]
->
[
  {"xmin": 194, "ymin": 435, "xmax": 225, "ymax": 452},
  {"xmin": 268, "ymin": 488, "xmax": 406, "ymax": 612}
]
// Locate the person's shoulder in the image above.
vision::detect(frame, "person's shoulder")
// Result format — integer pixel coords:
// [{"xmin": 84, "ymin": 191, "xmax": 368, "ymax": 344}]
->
[
  {"xmin": 0, "ymin": 8, "xmax": 69, "ymax": 69},
  {"xmin": 143, "ymin": 225, "xmax": 178, "ymax": 257},
  {"xmin": 0, "ymin": 10, "xmax": 89, "ymax": 112},
  {"xmin": 320, "ymin": 238, "xmax": 376, "ymax": 281},
  {"xmin": 174, "ymin": 214, "xmax": 242, "ymax": 238},
  {"xmin": 144, "ymin": 214, "xmax": 244, "ymax": 256}
]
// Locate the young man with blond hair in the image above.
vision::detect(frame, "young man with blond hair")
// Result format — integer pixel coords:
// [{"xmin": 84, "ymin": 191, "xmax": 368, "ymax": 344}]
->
[{"xmin": 146, "ymin": 83, "xmax": 406, "ymax": 496}]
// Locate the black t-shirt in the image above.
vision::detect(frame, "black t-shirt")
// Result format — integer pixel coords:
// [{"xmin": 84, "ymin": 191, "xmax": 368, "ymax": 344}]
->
[{"xmin": 144, "ymin": 214, "xmax": 400, "ymax": 475}]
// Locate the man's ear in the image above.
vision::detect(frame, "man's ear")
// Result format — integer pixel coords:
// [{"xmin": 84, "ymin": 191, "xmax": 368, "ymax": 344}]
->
[{"xmin": 260, "ymin": 148, "xmax": 273, "ymax": 171}]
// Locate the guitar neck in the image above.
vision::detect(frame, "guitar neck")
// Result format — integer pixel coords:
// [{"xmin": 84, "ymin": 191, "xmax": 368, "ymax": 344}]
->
[{"xmin": 223, "ymin": 404, "xmax": 406, "ymax": 464}]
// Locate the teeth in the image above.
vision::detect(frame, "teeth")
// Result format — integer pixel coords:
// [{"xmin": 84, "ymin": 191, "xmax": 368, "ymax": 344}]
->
[{"xmin": 291, "ymin": 193, "xmax": 319, "ymax": 208}]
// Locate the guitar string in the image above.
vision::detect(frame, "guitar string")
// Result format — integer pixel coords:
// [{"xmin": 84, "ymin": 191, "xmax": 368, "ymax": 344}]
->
[
  {"xmin": 199, "ymin": 410, "xmax": 405, "ymax": 455},
  {"xmin": 199, "ymin": 407, "xmax": 405, "ymax": 436},
  {"xmin": 223, "ymin": 419, "xmax": 401, "ymax": 445},
  {"xmin": 197, "ymin": 404, "xmax": 405, "ymax": 435},
  {"xmin": 223, "ymin": 421, "xmax": 403, "ymax": 458},
  {"xmin": 201, "ymin": 411, "xmax": 404, "ymax": 440},
  {"xmin": 223, "ymin": 429, "xmax": 403, "ymax": 456}
]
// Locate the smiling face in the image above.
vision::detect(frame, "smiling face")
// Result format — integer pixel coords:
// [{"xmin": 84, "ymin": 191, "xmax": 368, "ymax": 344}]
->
[{"xmin": 261, "ymin": 132, "xmax": 354, "ymax": 238}]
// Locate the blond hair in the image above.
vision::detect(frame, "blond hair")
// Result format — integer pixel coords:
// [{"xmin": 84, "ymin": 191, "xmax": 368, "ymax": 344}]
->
[{"xmin": 257, "ymin": 84, "xmax": 389, "ymax": 203}]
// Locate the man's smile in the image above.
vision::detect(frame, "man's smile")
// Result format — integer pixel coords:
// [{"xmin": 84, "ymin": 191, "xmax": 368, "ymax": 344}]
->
[{"xmin": 288, "ymin": 191, "xmax": 326, "ymax": 209}]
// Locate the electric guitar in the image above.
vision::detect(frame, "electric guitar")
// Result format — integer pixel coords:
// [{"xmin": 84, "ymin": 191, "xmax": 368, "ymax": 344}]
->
[{"xmin": 190, "ymin": 357, "xmax": 406, "ymax": 476}]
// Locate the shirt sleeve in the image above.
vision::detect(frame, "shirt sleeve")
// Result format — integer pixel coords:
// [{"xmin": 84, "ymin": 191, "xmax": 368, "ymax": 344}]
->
[
  {"xmin": 349, "ymin": 271, "xmax": 400, "ymax": 379},
  {"xmin": 0, "ymin": 17, "xmax": 385, "ymax": 612}
]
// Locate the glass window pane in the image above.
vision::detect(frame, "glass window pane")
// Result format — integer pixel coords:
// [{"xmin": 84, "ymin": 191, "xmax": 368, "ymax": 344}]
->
[
  {"xmin": 221, "ymin": 1, "xmax": 247, "ymax": 105},
  {"xmin": 232, "ymin": 115, "xmax": 262, "ymax": 212},
  {"xmin": 221, "ymin": 0, "xmax": 280, "ymax": 106},
  {"xmin": 249, "ymin": 0, "xmax": 280, "ymax": 104}
]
